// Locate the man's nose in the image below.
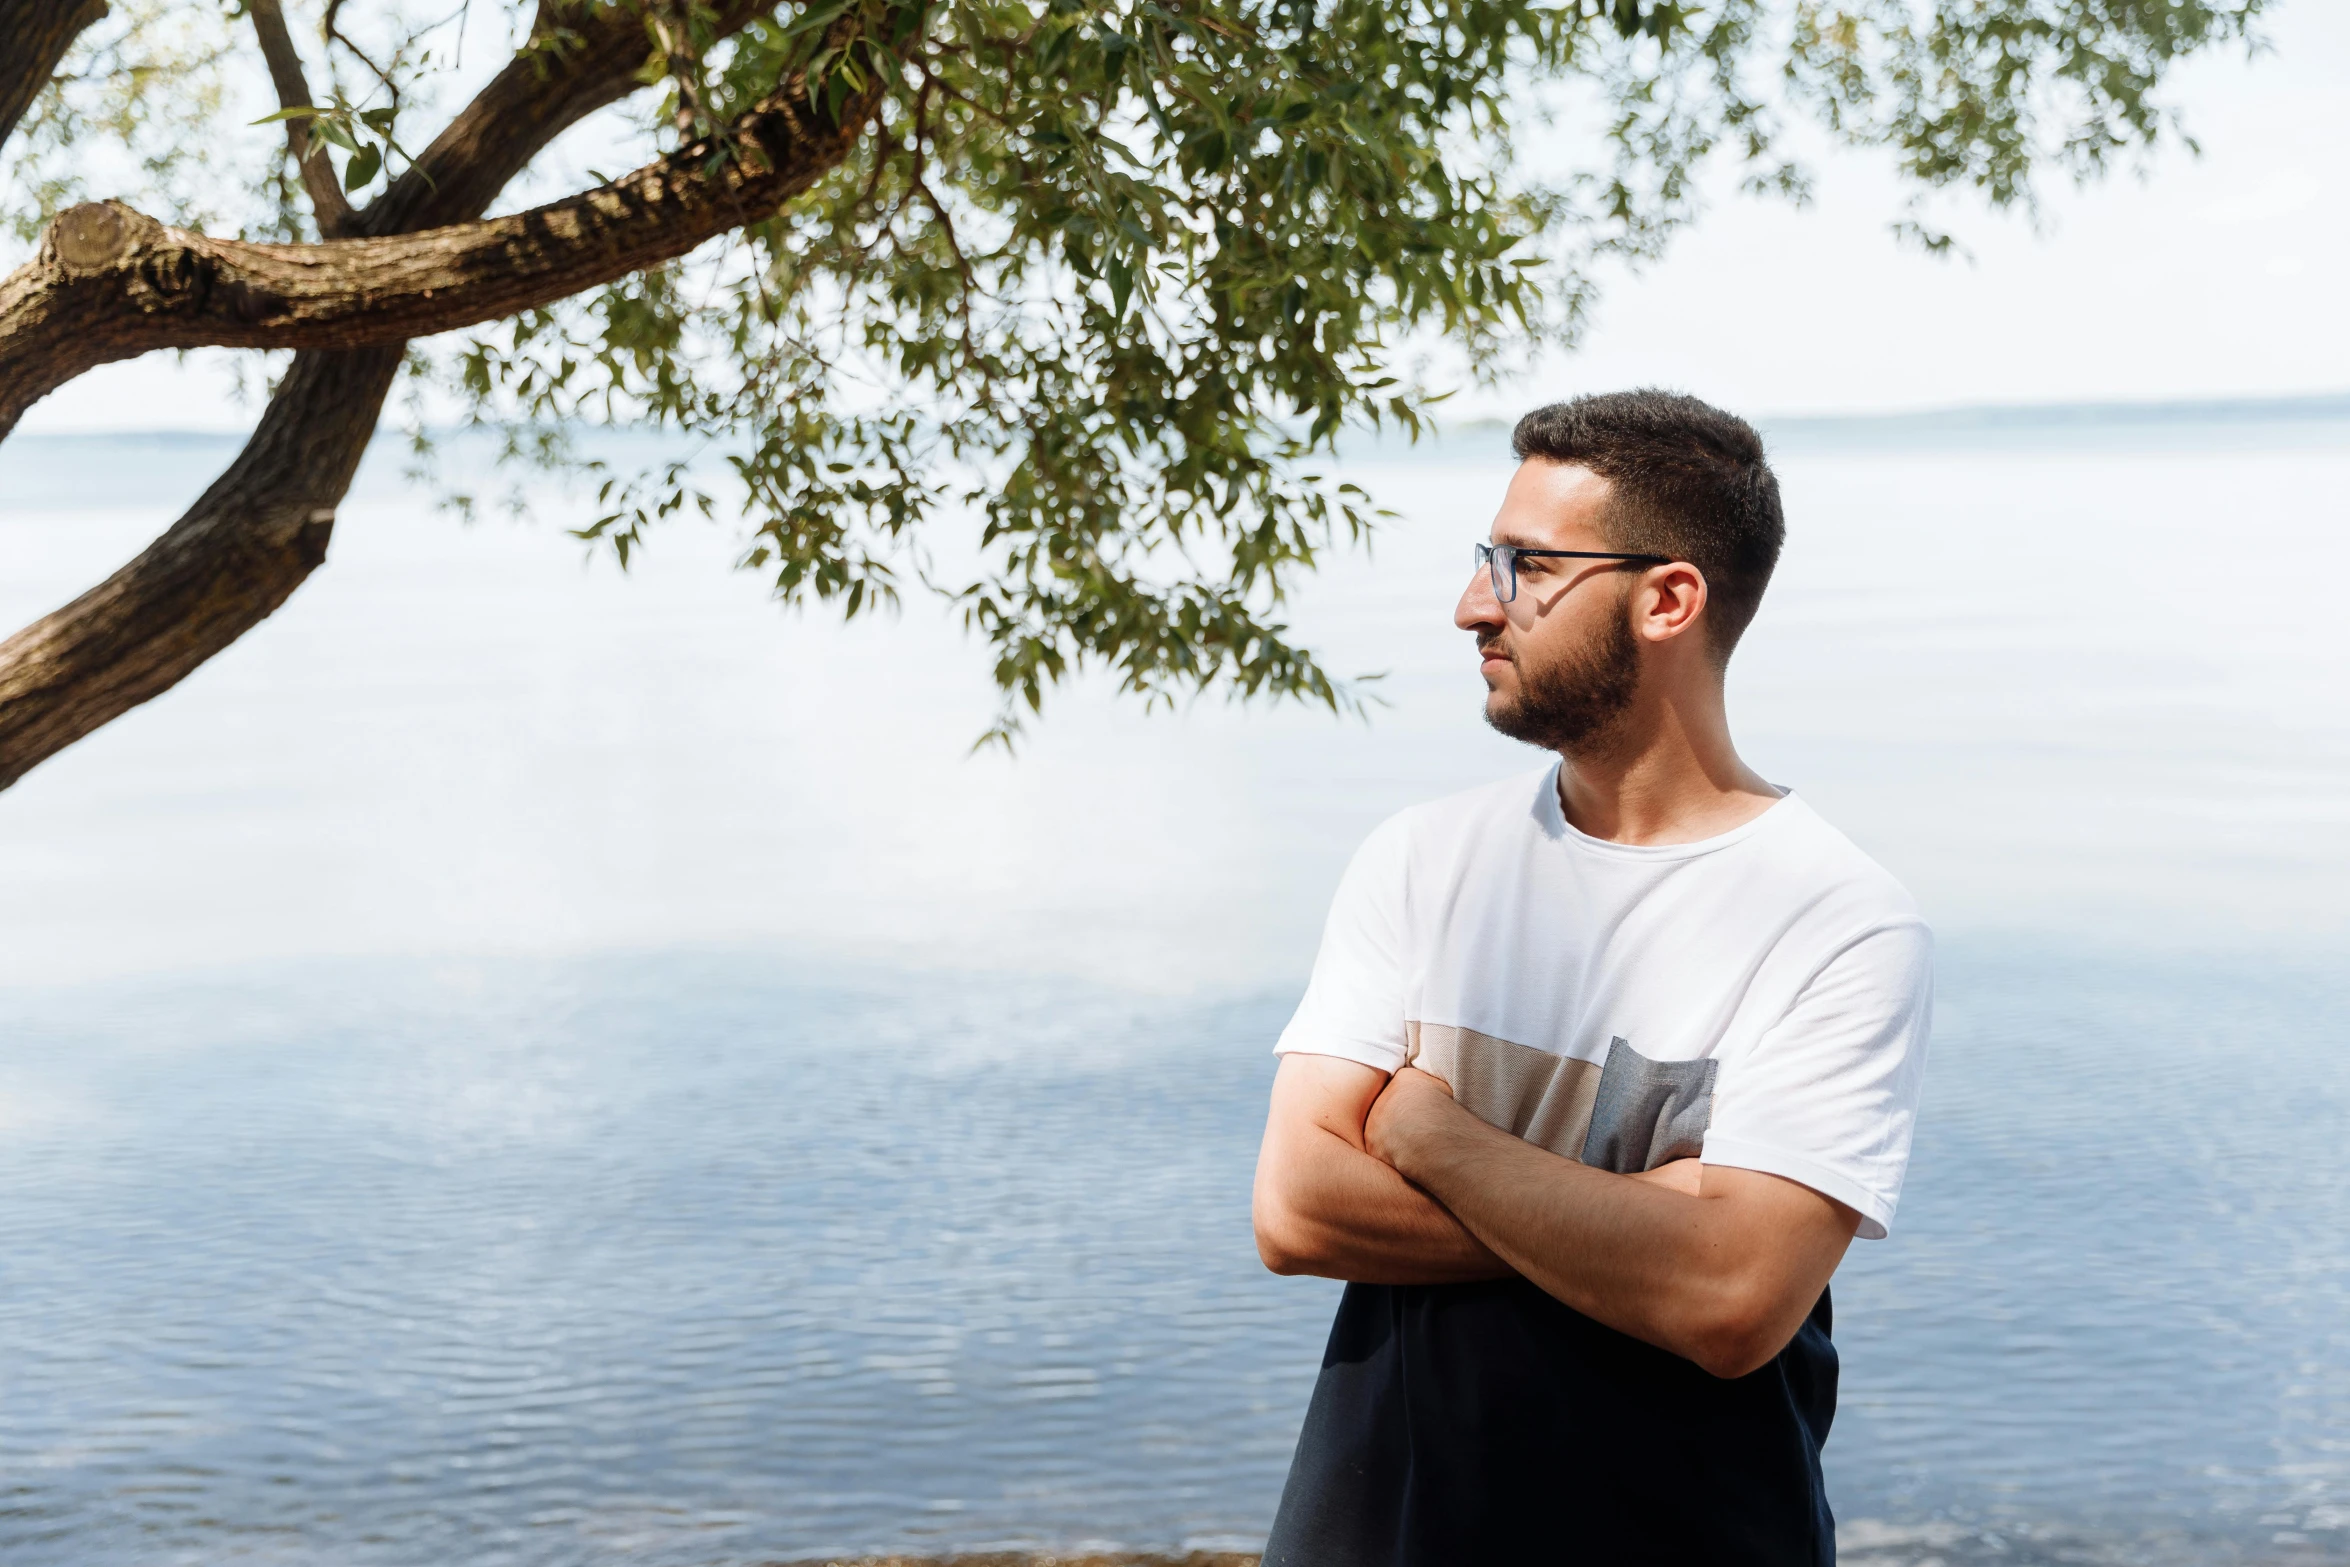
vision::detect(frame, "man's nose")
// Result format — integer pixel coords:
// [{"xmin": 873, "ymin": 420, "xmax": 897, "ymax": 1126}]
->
[{"xmin": 1456, "ymin": 567, "xmax": 1503, "ymax": 633}]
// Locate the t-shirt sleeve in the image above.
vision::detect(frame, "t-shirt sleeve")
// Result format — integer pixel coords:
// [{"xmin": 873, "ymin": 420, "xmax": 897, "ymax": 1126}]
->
[
  {"xmin": 1699, "ymin": 921, "xmax": 1934, "ymax": 1240},
  {"xmin": 1273, "ymin": 813, "xmax": 1414, "ymax": 1074}
]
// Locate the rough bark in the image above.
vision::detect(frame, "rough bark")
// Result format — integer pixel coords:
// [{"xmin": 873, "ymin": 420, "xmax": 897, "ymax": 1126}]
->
[
  {"xmin": 0, "ymin": 0, "xmax": 108, "ymax": 152},
  {"xmin": 0, "ymin": 349, "xmax": 400, "ymax": 789},
  {"xmin": 0, "ymin": 79, "xmax": 874, "ymax": 439},
  {"xmin": 0, "ymin": 0, "xmax": 878, "ymax": 791}
]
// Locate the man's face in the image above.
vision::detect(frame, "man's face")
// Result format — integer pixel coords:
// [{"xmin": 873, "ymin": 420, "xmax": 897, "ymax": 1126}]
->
[{"xmin": 1455, "ymin": 459, "xmax": 1642, "ymax": 754}]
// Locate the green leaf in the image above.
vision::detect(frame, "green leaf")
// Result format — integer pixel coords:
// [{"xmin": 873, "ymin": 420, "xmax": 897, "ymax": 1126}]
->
[
  {"xmin": 778, "ymin": 0, "xmax": 849, "ymax": 41},
  {"xmin": 290, "ymin": 0, "xmax": 2263, "ymax": 749},
  {"xmin": 342, "ymin": 142, "xmax": 382, "ymax": 191}
]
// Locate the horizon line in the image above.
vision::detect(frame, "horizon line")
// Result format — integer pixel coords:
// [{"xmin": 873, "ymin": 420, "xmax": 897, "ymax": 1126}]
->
[{"xmin": 13, "ymin": 388, "xmax": 2350, "ymax": 445}]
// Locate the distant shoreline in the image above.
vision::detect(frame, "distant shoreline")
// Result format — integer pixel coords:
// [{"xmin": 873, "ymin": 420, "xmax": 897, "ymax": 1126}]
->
[
  {"xmin": 10, "ymin": 388, "xmax": 2349, "ymax": 454},
  {"xmin": 1766, "ymin": 389, "xmax": 2350, "ymax": 430},
  {"xmin": 1452, "ymin": 388, "xmax": 2350, "ymax": 437}
]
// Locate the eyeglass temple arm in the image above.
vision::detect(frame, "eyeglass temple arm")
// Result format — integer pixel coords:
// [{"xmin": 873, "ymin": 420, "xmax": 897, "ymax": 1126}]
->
[{"xmin": 1492, "ymin": 547, "xmax": 1676, "ymax": 565}]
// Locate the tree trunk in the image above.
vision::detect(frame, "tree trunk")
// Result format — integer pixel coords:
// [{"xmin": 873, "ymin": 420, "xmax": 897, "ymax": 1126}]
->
[
  {"xmin": 0, "ymin": 0, "xmax": 108, "ymax": 149},
  {"xmin": 0, "ymin": 348, "xmax": 399, "ymax": 788},
  {"xmin": 0, "ymin": 0, "xmax": 867, "ymax": 790}
]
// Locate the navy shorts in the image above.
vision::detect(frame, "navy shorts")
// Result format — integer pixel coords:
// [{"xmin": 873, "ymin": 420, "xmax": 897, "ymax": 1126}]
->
[{"xmin": 1263, "ymin": 1278, "xmax": 1840, "ymax": 1567}]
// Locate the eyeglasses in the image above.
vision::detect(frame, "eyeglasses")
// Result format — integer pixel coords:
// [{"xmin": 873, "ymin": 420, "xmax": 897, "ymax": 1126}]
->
[{"xmin": 1474, "ymin": 541, "xmax": 1673, "ymax": 604}]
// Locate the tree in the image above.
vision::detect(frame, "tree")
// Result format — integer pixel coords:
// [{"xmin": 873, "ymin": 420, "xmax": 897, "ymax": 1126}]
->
[{"xmin": 0, "ymin": 0, "xmax": 2262, "ymax": 788}]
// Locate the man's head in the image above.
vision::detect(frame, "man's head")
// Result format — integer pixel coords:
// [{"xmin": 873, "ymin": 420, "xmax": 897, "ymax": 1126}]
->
[{"xmin": 1457, "ymin": 390, "xmax": 1783, "ymax": 756}]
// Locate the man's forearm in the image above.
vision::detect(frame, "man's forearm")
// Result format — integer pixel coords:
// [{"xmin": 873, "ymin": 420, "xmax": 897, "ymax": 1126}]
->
[
  {"xmin": 1390, "ymin": 1108, "xmax": 1719, "ymax": 1329},
  {"xmin": 1371, "ymin": 1070, "xmax": 1858, "ymax": 1377},
  {"xmin": 1253, "ymin": 1054, "xmax": 1511, "ymax": 1284},
  {"xmin": 1254, "ymin": 1122, "xmax": 1511, "ymax": 1284}
]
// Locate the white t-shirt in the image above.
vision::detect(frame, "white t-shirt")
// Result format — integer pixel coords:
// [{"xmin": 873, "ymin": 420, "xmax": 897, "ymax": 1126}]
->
[{"xmin": 1276, "ymin": 765, "xmax": 1933, "ymax": 1239}]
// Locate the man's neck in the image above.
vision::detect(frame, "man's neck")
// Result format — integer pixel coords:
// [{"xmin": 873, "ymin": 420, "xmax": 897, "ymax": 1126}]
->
[{"xmin": 1554, "ymin": 689, "xmax": 1779, "ymax": 846}]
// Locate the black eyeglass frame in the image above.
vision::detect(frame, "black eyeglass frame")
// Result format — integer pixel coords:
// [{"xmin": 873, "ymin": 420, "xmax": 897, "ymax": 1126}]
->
[{"xmin": 1474, "ymin": 541, "xmax": 1675, "ymax": 604}]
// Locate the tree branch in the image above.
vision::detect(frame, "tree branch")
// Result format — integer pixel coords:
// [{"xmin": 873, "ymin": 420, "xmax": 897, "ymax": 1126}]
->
[
  {"xmin": 247, "ymin": 0, "xmax": 358, "ymax": 237},
  {"xmin": 361, "ymin": 0, "xmax": 781, "ymax": 237},
  {"xmin": 322, "ymin": 0, "xmax": 401, "ymax": 110},
  {"xmin": 0, "ymin": 347, "xmax": 402, "ymax": 791},
  {"xmin": 0, "ymin": 0, "xmax": 908, "ymax": 792},
  {"xmin": 0, "ymin": 47, "xmax": 884, "ymax": 438},
  {"xmin": 0, "ymin": 0, "xmax": 110, "ymax": 153}
]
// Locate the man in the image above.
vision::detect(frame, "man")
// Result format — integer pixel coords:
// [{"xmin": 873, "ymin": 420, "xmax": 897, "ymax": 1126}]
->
[{"xmin": 1252, "ymin": 390, "xmax": 1932, "ymax": 1566}]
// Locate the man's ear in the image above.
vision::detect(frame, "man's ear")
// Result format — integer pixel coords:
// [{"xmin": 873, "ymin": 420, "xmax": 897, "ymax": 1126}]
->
[{"xmin": 1633, "ymin": 562, "xmax": 1710, "ymax": 645}]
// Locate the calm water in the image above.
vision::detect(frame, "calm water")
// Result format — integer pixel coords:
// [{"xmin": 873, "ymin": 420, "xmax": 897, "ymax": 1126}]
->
[
  {"xmin": 2, "ymin": 946, "xmax": 2346, "ymax": 1565},
  {"xmin": 3, "ymin": 420, "xmax": 2348, "ymax": 1564}
]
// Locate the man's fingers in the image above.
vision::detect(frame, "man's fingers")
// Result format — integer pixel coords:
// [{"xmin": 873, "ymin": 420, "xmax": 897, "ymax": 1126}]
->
[
  {"xmin": 1366, "ymin": 1063, "xmax": 1474, "ymax": 1172},
  {"xmin": 1364, "ymin": 1070, "xmax": 1427, "ymax": 1163}
]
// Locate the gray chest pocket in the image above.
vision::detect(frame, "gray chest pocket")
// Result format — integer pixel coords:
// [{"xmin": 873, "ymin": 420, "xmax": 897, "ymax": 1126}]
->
[{"xmin": 1578, "ymin": 1037, "xmax": 1716, "ymax": 1175}]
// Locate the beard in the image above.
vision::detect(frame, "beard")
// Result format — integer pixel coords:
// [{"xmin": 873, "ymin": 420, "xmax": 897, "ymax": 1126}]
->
[{"xmin": 1482, "ymin": 600, "xmax": 1641, "ymax": 755}]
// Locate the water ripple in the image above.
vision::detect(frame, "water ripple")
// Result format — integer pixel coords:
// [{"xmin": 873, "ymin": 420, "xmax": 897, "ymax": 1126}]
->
[{"xmin": 1, "ymin": 945, "xmax": 2346, "ymax": 1563}]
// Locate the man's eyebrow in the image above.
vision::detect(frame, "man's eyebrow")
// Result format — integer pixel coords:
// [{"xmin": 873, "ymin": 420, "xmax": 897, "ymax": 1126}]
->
[{"xmin": 1489, "ymin": 528, "xmax": 1550, "ymax": 549}]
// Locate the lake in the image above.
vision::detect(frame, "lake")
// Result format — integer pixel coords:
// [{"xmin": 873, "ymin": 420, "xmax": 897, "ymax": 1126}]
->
[{"xmin": 2, "ymin": 415, "xmax": 2346, "ymax": 1565}]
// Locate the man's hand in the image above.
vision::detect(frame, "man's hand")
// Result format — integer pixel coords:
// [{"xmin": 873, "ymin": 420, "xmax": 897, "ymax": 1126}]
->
[
  {"xmin": 1363, "ymin": 1064, "xmax": 1461, "ymax": 1166},
  {"xmin": 1253, "ymin": 1054, "xmax": 1512, "ymax": 1285}
]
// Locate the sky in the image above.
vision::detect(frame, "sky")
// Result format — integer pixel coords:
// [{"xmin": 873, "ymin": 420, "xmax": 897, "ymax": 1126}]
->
[
  {"xmin": 12, "ymin": 0, "xmax": 2346, "ymax": 434},
  {"xmin": 1509, "ymin": 0, "xmax": 2350, "ymax": 418}
]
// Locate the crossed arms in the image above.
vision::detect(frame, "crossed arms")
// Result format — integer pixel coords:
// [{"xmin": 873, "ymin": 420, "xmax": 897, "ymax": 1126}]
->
[{"xmin": 1251, "ymin": 1053, "xmax": 1862, "ymax": 1379}]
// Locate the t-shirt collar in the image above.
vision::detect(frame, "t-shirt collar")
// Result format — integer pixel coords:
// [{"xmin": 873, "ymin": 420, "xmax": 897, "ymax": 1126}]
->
[{"xmin": 1537, "ymin": 760, "xmax": 1797, "ymax": 859}]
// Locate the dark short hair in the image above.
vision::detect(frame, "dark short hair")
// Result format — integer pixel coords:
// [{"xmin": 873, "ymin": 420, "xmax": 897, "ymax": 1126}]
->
[{"xmin": 1510, "ymin": 390, "xmax": 1784, "ymax": 660}]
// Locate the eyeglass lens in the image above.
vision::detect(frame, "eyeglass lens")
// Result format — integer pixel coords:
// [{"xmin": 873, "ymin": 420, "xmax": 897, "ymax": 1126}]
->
[{"xmin": 1475, "ymin": 542, "xmax": 1517, "ymax": 604}]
